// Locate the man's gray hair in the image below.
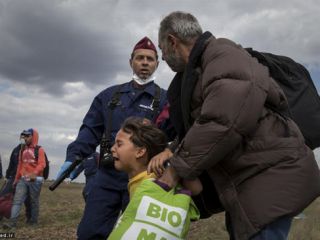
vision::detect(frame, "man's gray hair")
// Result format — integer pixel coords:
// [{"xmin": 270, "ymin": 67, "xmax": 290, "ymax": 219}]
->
[{"xmin": 159, "ymin": 11, "xmax": 203, "ymax": 45}]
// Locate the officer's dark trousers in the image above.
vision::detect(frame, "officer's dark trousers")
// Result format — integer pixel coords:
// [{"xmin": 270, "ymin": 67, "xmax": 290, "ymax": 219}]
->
[
  {"xmin": 82, "ymin": 175, "xmax": 95, "ymax": 201},
  {"xmin": 77, "ymin": 179, "xmax": 129, "ymax": 240}
]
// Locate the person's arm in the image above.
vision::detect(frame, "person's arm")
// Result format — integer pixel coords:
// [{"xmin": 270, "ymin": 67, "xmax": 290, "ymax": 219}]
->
[
  {"xmin": 65, "ymin": 92, "xmax": 106, "ymax": 164},
  {"xmin": 162, "ymin": 45, "xmax": 269, "ymax": 184},
  {"xmin": 6, "ymin": 146, "xmax": 18, "ymax": 179},
  {"xmin": 56, "ymin": 95, "xmax": 104, "ymax": 180},
  {"xmin": 147, "ymin": 148, "xmax": 173, "ymax": 177},
  {"xmin": 33, "ymin": 148, "xmax": 46, "ymax": 177},
  {"xmin": 14, "ymin": 151, "xmax": 23, "ymax": 184},
  {"xmin": 181, "ymin": 178, "xmax": 203, "ymax": 196}
]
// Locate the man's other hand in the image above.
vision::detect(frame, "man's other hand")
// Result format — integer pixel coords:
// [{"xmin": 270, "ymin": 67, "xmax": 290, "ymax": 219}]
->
[
  {"xmin": 158, "ymin": 166, "xmax": 180, "ymax": 189},
  {"xmin": 147, "ymin": 148, "xmax": 173, "ymax": 177}
]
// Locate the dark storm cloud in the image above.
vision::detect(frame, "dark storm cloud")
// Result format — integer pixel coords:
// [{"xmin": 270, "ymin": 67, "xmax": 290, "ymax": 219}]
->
[
  {"xmin": 0, "ymin": 0, "xmax": 126, "ymax": 95},
  {"xmin": 1, "ymin": 0, "xmax": 319, "ymax": 95},
  {"xmin": 0, "ymin": 0, "xmax": 319, "ymax": 178}
]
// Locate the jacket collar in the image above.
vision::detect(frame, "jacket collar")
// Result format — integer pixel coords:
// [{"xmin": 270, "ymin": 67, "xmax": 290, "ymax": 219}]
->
[
  {"xmin": 119, "ymin": 80, "xmax": 158, "ymax": 97},
  {"xmin": 181, "ymin": 31, "xmax": 213, "ymax": 130},
  {"xmin": 187, "ymin": 31, "xmax": 213, "ymax": 69}
]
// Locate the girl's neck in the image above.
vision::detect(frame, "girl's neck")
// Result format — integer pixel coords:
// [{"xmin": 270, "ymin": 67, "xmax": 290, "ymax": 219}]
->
[{"xmin": 128, "ymin": 165, "xmax": 148, "ymax": 179}]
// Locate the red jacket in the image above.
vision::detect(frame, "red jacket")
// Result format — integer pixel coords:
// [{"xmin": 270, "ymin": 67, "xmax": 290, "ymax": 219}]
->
[{"xmin": 15, "ymin": 129, "xmax": 46, "ymax": 183}]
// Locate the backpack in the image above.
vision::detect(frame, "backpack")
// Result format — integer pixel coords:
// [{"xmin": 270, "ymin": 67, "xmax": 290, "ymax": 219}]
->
[
  {"xmin": 34, "ymin": 146, "xmax": 50, "ymax": 180},
  {"xmin": 246, "ymin": 48, "xmax": 320, "ymax": 150}
]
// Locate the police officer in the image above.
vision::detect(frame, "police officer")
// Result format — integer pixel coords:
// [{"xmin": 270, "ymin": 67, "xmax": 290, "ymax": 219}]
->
[{"xmin": 59, "ymin": 37, "xmax": 167, "ymax": 239}]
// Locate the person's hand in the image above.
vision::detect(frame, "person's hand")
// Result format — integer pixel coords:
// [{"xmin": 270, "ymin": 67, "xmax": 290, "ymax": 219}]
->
[
  {"xmin": 147, "ymin": 148, "xmax": 173, "ymax": 177},
  {"xmin": 182, "ymin": 178, "xmax": 203, "ymax": 196},
  {"xmin": 29, "ymin": 173, "xmax": 37, "ymax": 182},
  {"xmin": 158, "ymin": 166, "xmax": 180, "ymax": 189},
  {"xmin": 56, "ymin": 161, "xmax": 72, "ymax": 179}
]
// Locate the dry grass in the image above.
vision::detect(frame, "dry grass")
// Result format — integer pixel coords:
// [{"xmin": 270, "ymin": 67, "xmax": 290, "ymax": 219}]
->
[
  {"xmin": 0, "ymin": 180, "xmax": 319, "ymax": 240},
  {"xmin": 187, "ymin": 198, "xmax": 320, "ymax": 240},
  {"xmin": 0, "ymin": 180, "xmax": 84, "ymax": 240}
]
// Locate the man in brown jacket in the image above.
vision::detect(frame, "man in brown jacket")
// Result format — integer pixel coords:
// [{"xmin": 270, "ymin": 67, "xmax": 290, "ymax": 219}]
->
[{"xmin": 151, "ymin": 11, "xmax": 320, "ymax": 240}]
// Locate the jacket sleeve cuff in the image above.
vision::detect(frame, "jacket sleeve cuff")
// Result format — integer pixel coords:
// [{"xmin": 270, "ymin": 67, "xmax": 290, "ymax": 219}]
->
[{"xmin": 168, "ymin": 136, "xmax": 180, "ymax": 152}]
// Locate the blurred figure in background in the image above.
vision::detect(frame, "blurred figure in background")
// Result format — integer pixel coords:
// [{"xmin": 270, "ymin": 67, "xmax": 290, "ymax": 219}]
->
[
  {"xmin": 3, "ymin": 129, "xmax": 46, "ymax": 229},
  {"xmin": 0, "ymin": 131, "xmax": 31, "ymax": 221}
]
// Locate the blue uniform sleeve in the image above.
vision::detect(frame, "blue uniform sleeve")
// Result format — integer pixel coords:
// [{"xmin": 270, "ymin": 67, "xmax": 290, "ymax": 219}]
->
[{"xmin": 66, "ymin": 91, "xmax": 108, "ymax": 163}]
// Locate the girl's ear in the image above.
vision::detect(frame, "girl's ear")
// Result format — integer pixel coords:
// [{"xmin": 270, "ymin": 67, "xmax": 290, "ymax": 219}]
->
[{"xmin": 136, "ymin": 147, "xmax": 147, "ymax": 159}]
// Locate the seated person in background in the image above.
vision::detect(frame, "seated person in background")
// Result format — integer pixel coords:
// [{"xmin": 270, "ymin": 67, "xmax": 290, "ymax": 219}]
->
[{"xmin": 108, "ymin": 117, "xmax": 200, "ymax": 239}]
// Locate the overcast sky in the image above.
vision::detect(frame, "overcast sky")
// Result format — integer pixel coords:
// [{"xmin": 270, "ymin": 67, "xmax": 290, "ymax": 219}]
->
[{"xmin": 0, "ymin": 0, "xmax": 319, "ymax": 182}]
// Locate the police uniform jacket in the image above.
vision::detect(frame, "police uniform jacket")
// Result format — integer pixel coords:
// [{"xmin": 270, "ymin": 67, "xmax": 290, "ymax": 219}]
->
[{"xmin": 67, "ymin": 80, "xmax": 167, "ymax": 190}]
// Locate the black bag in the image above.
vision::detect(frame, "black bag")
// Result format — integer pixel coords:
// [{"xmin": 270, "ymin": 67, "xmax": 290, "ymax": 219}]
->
[
  {"xmin": 34, "ymin": 146, "xmax": 50, "ymax": 180},
  {"xmin": 246, "ymin": 48, "xmax": 320, "ymax": 149}
]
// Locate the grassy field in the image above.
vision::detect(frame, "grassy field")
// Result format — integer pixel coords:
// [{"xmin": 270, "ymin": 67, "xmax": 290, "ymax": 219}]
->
[{"xmin": 0, "ymin": 180, "xmax": 319, "ymax": 240}]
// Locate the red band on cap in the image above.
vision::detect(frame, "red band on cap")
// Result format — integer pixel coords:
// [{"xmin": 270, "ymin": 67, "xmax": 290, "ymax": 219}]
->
[{"xmin": 133, "ymin": 36, "xmax": 157, "ymax": 54}]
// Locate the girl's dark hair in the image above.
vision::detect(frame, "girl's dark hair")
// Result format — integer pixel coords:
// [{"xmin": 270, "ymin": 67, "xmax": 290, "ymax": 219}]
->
[{"xmin": 121, "ymin": 117, "xmax": 167, "ymax": 160}]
